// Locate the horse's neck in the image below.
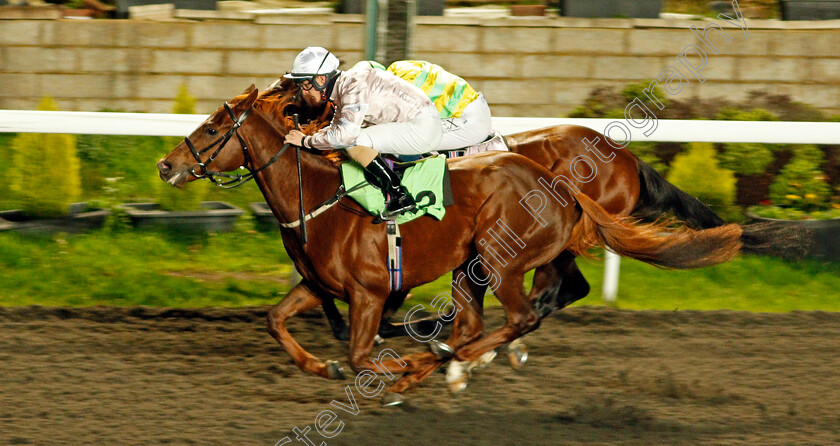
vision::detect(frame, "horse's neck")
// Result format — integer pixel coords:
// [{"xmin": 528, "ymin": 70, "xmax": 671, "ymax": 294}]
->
[{"xmin": 244, "ymin": 115, "xmax": 341, "ymax": 227}]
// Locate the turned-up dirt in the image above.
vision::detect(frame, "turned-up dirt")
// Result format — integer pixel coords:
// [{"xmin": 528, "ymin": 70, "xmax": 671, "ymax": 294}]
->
[{"xmin": 2, "ymin": 305, "xmax": 839, "ymax": 445}]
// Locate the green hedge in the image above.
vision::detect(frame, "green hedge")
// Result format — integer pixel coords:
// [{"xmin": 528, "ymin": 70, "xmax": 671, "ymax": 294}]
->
[
  {"xmin": 667, "ymin": 142, "xmax": 741, "ymax": 221},
  {"xmin": 9, "ymin": 98, "xmax": 81, "ymax": 218},
  {"xmin": 569, "ymin": 83, "xmax": 840, "ymax": 219}
]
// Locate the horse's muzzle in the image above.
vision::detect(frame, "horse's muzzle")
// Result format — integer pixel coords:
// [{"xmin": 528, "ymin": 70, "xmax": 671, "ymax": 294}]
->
[{"xmin": 157, "ymin": 160, "xmax": 188, "ymax": 188}]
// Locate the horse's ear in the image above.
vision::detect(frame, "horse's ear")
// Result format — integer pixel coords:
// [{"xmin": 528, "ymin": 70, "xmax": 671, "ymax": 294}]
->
[{"xmin": 238, "ymin": 84, "xmax": 259, "ymax": 109}]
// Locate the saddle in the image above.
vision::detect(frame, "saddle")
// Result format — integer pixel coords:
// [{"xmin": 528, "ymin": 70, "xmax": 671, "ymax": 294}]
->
[
  {"xmin": 341, "ymin": 155, "xmax": 452, "ymax": 225},
  {"xmin": 391, "ymin": 131, "xmax": 510, "ymax": 167},
  {"xmin": 341, "ymin": 131, "xmax": 509, "ymax": 224}
]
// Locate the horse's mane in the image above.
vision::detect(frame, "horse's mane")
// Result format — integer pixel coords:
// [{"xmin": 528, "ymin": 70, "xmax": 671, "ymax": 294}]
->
[{"xmin": 244, "ymin": 79, "xmax": 345, "ymax": 165}]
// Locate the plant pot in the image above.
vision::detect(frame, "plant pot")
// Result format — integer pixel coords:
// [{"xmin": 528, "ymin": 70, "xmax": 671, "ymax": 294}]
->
[
  {"xmin": 510, "ymin": 4, "xmax": 547, "ymax": 16},
  {"xmin": 558, "ymin": 0, "xmax": 662, "ymax": 18},
  {"xmin": 747, "ymin": 213, "xmax": 840, "ymax": 261},
  {"xmin": 780, "ymin": 0, "xmax": 840, "ymax": 20},
  {"xmin": 0, "ymin": 203, "xmax": 110, "ymax": 235},
  {"xmin": 118, "ymin": 201, "xmax": 244, "ymax": 232},
  {"xmin": 250, "ymin": 202, "xmax": 279, "ymax": 231}
]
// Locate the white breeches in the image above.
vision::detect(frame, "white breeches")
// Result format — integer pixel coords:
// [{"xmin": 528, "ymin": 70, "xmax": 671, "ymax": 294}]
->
[
  {"xmin": 355, "ymin": 105, "xmax": 443, "ymax": 155},
  {"xmin": 436, "ymin": 93, "xmax": 493, "ymax": 152}
]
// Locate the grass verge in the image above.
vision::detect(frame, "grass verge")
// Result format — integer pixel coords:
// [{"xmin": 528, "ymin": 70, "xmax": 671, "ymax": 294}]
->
[{"xmin": 1, "ymin": 227, "xmax": 839, "ymax": 312}]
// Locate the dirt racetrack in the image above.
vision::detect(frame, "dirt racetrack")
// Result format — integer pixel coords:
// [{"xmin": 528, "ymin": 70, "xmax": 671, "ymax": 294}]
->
[{"xmin": 2, "ymin": 305, "xmax": 839, "ymax": 446}]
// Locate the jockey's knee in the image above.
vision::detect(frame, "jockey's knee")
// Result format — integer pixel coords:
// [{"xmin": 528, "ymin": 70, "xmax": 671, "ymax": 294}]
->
[{"xmin": 346, "ymin": 145, "xmax": 378, "ymax": 166}]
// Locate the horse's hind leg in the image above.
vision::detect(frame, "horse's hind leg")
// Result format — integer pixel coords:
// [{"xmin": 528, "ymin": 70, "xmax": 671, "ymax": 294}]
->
[
  {"xmin": 387, "ymin": 264, "xmax": 488, "ymax": 394},
  {"xmin": 554, "ymin": 257, "xmax": 590, "ymax": 309},
  {"xmin": 321, "ymin": 296, "xmax": 350, "ymax": 341},
  {"xmin": 447, "ymin": 271, "xmax": 540, "ymax": 390},
  {"xmin": 532, "ymin": 251, "xmax": 591, "ymax": 318},
  {"xmin": 377, "ymin": 291, "xmax": 443, "ymax": 339},
  {"xmin": 322, "ymin": 290, "xmax": 442, "ymax": 341}
]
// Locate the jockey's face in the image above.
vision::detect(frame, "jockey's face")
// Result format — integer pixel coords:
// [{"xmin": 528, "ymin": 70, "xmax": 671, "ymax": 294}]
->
[{"xmin": 300, "ymin": 75, "xmax": 328, "ymax": 107}]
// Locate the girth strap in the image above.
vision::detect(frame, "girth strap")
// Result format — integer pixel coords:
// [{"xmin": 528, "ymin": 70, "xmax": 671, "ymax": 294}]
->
[{"xmin": 386, "ymin": 221, "xmax": 403, "ymax": 292}]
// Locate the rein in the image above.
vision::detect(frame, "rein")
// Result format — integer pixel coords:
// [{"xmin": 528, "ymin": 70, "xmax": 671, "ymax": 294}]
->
[
  {"xmin": 277, "ymin": 182, "xmax": 368, "ymax": 229},
  {"xmin": 182, "ymin": 98, "xmax": 367, "ymax": 235},
  {"xmin": 184, "ymin": 102, "xmax": 290, "ymax": 189}
]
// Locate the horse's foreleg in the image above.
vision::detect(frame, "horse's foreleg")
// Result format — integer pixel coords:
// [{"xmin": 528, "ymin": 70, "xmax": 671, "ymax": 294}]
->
[
  {"xmin": 387, "ymin": 263, "xmax": 489, "ymax": 394},
  {"xmin": 387, "ymin": 359, "xmax": 447, "ymax": 394},
  {"xmin": 345, "ymin": 291, "xmax": 439, "ymax": 376},
  {"xmin": 267, "ymin": 282, "xmax": 339, "ymax": 379}
]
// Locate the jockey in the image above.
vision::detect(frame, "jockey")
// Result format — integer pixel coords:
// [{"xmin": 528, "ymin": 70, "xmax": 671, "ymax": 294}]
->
[
  {"xmin": 353, "ymin": 59, "xmax": 493, "ymax": 152},
  {"xmin": 283, "ymin": 47, "xmax": 443, "ymax": 219}
]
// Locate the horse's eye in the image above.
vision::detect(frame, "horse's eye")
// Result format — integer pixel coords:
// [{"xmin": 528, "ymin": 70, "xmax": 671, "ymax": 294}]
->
[{"xmin": 207, "ymin": 128, "xmax": 218, "ymax": 136}]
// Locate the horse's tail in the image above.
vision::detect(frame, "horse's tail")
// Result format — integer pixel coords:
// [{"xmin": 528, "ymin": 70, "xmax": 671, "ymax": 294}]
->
[
  {"xmin": 630, "ymin": 160, "xmax": 815, "ymax": 259},
  {"xmin": 738, "ymin": 220, "xmax": 813, "ymax": 259},
  {"xmin": 569, "ymin": 193, "xmax": 742, "ymax": 269},
  {"xmin": 631, "ymin": 159, "xmax": 726, "ymax": 229}
]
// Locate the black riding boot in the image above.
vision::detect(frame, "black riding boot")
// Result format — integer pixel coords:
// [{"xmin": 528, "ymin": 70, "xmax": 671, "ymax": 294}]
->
[{"xmin": 365, "ymin": 156, "xmax": 416, "ymax": 218}]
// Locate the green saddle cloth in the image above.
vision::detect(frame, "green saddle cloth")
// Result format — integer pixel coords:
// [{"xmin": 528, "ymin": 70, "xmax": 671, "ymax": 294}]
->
[{"xmin": 340, "ymin": 155, "xmax": 449, "ymax": 224}]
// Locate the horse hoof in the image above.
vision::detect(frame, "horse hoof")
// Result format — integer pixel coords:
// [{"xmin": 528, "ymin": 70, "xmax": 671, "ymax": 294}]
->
[
  {"xmin": 507, "ymin": 339, "xmax": 528, "ymax": 369},
  {"xmin": 326, "ymin": 360, "xmax": 346, "ymax": 380},
  {"xmin": 374, "ymin": 334, "xmax": 385, "ymax": 345},
  {"xmin": 381, "ymin": 393, "xmax": 406, "ymax": 407},
  {"xmin": 429, "ymin": 340, "xmax": 455, "ymax": 359},
  {"xmin": 468, "ymin": 349, "xmax": 498, "ymax": 372},
  {"xmin": 534, "ymin": 301, "xmax": 555, "ymax": 319},
  {"xmin": 445, "ymin": 360, "xmax": 469, "ymax": 394}
]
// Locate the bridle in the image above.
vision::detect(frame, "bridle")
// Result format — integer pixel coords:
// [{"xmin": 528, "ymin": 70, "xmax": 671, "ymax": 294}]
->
[
  {"xmin": 183, "ymin": 101, "xmax": 291, "ymax": 189},
  {"xmin": 180, "ymin": 100, "xmax": 367, "ymax": 244}
]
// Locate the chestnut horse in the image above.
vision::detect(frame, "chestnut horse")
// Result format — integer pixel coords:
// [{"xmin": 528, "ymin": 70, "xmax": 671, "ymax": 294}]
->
[
  {"xmin": 159, "ymin": 86, "xmax": 747, "ymax": 396},
  {"xmin": 277, "ymin": 80, "xmax": 728, "ymax": 342}
]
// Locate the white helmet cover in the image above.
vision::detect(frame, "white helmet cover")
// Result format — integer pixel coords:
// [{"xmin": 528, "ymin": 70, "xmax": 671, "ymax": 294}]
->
[{"xmin": 284, "ymin": 47, "xmax": 340, "ymax": 80}]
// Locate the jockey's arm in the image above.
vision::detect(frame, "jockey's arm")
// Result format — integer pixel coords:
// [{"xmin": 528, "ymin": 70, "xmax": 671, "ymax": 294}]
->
[{"xmin": 305, "ymin": 77, "xmax": 370, "ymax": 150}]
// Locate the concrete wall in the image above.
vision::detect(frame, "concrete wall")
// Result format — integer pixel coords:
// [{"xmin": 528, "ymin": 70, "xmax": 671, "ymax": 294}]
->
[{"xmin": 1, "ymin": 15, "xmax": 839, "ymax": 117}]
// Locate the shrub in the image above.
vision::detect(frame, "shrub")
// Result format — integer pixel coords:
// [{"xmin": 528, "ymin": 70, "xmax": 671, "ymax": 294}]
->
[
  {"xmin": 790, "ymin": 144, "xmax": 825, "ymax": 165},
  {"xmin": 628, "ymin": 141, "xmax": 668, "ymax": 173},
  {"xmin": 620, "ymin": 80, "xmax": 667, "ymax": 109},
  {"xmin": 748, "ymin": 205, "xmax": 840, "ymax": 220},
  {"xmin": 0, "ymin": 133, "xmax": 17, "ymax": 208},
  {"xmin": 715, "ymin": 108, "xmax": 776, "ymax": 175},
  {"xmin": 769, "ymin": 149, "xmax": 831, "ymax": 211},
  {"xmin": 569, "ymin": 81, "xmax": 666, "ymax": 119},
  {"xmin": 666, "ymin": 142, "xmax": 740, "ymax": 221},
  {"xmin": 154, "ymin": 85, "xmax": 209, "ymax": 211},
  {"xmin": 715, "ymin": 107, "xmax": 777, "ymax": 122},
  {"xmin": 171, "ymin": 84, "xmax": 197, "ymax": 115},
  {"xmin": 10, "ymin": 97, "xmax": 81, "ymax": 218},
  {"xmin": 718, "ymin": 143, "xmax": 775, "ymax": 175},
  {"xmin": 568, "ymin": 86, "xmax": 625, "ymax": 118}
]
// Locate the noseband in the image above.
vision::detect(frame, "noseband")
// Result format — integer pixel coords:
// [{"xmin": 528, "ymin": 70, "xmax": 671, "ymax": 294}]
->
[{"xmin": 183, "ymin": 102, "xmax": 290, "ymax": 189}]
